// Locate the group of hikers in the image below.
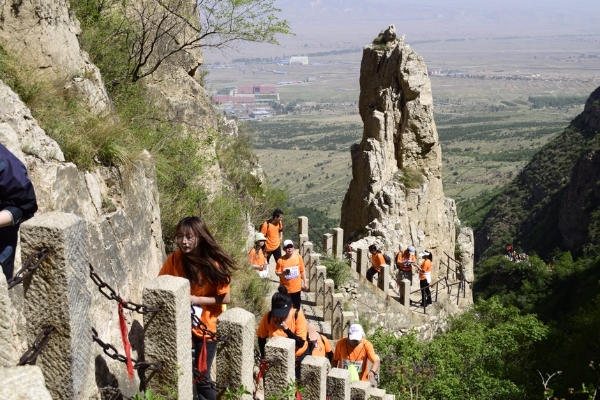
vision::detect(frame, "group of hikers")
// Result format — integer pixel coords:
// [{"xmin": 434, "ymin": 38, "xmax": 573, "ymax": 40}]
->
[
  {"xmin": 366, "ymin": 244, "xmax": 434, "ymax": 307},
  {"xmin": 505, "ymin": 244, "xmax": 529, "ymax": 262},
  {"xmin": 159, "ymin": 211, "xmax": 382, "ymax": 400}
]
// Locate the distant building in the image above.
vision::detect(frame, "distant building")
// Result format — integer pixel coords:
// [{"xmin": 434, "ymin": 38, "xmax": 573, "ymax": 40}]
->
[
  {"xmin": 250, "ymin": 110, "xmax": 271, "ymax": 119},
  {"xmin": 238, "ymin": 85, "xmax": 277, "ymax": 94},
  {"xmin": 290, "ymin": 56, "xmax": 309, "ymax": 65}
]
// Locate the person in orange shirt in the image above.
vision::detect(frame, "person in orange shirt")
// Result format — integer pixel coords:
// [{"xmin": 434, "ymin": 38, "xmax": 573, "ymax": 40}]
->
[
  {"xmin": 275, "ymin": 240, "xmax": 307, "ymax": 310},
  {"xmin": 260, "ymin": 209, "xmax": 283, "ymax": 263},
  {"xmin": 333, "ymin": 324, "xmax": 380, "ymax": 384},
  {"xmin": 257, "ymin": 286, "xmax": 309, "ymax": 379},
  {"xmin": 307, "ymin": 322, "xmax": 333, "ymax": 363},
  {"xmin": 367, "ymin": 244, "xmax": 387, "ymax": 283},
  {"xmin": 248, "ymin": 232, "xmax": 269, "ymax": 278},
  {"xmin": 418, "ymin": 250, "xmax": 433, "ymax": 306},
  {"xmin": 396, "ymin": 245, "xmax": 416, "ymax": 285},
  {"xmin": 158, "ymin": 216, "xmax": 237, "ymax": 400}
]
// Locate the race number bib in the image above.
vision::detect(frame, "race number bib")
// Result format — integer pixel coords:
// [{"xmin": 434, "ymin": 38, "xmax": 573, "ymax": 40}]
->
[
  {"xmin": 341, "ymin": 359, "xmax": 363, "ymax": 371},
  {"xmin": 285, "ymin": 266, "xmax": 299, "ymax": 280}
]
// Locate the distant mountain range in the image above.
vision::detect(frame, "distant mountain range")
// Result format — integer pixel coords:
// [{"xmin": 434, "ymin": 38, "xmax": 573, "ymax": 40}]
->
[{"xmin": 271, "ymin": 0, "xmax": 600, "ymax": 42}]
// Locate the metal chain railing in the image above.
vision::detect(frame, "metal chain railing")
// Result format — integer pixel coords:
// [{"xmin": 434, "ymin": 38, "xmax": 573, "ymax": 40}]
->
[
  {"xmin": 17, "ymin": 325, "xmax": 56, "ymax": 365},
  {"xmin": 89, "ymin": 263, "xmax": 162, "ymax": 315},
  {"xmin": 190, "ymin": 309, "xmax": 231, "ymax": 343},
  {"xmin": 91, "ymin": 327, "xmax": 162, "ymax": 371},
  {"xmin": 7, "ymin": 248, "xmax": 49, "ymax": 290}
]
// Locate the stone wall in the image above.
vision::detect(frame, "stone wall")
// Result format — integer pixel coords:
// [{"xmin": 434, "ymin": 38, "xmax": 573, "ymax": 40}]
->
[{"xmin": 0, "ymin": 79, "xmax": 165, "ymax": 397}]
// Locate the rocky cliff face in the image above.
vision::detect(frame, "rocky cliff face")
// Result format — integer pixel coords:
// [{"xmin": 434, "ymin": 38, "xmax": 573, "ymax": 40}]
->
[
  {"xmin": 341, "ymin": 26, "xmax": 472, "ymax": 279},
  {"xmin": 0, "ymin": 0, "xmax": 111, "ymax": 114}
]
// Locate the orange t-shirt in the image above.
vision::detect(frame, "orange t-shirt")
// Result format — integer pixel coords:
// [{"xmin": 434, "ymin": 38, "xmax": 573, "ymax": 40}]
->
[
  {"xmin": 333, "ymin": 338, "xmax": 378, "ymax": 381},
  {"xmin": 260, "ymin": 220, "xmax": 283, "ymax": 251},
  {"xmin": 397, "ymin": 252, "xmax": 416, "ymax": 271},
  {"xmin": 256, "ymin": 308, "xmax": 308, "ymax": 357},
  {"xmin": 248, "ymin": 248, "xmax": 267, "ymax": 270},
  {"xmin": 419, "ymin": 259, "xmax": 432, "ymax": 280},
  {"xmin": 311, "ymin": 334, "xmax": 332, "ymax": 358},
  {"xmin": 371, "ymin": 253, "xmax": 386, "ymax": 272},
  {"xmin": 275, "ymin": 253, "xmax": 305, "ymax": 294},
  {"xmin": 158, "ymin": 249, "xmax": 230, "ymax": 338}
]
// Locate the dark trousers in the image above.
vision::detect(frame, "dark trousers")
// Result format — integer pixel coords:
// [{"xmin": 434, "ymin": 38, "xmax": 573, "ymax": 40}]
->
[
  {"xmin": 399, "ymin": 269, "xmax": 413, "ymax": 285},
  {"xmin": 289, "ymin": 291, "xmax": 302, "ymax": 310},
  {"xmin": 0, "ymin": 226, "xmax": 18, "ymax": 279},
  {"xmin": 366, "ymin": 267, "xmax": 378, "ymax": 283},
  {"xmin": 192, "ymin": 336, "xmax": 217, "ymax": 400},
  {"xmin": 420, "ymin": 279, "xmax": 432, "ymax": 305},
  {"xmin": 266, "ymin": 247, "xmax": 282, "ymax": 264}
]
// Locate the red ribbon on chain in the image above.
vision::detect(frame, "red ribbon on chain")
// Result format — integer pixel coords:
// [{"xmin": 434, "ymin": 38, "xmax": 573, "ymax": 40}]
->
[{"xmin": 118, "ymin": 302, "xmax": 134, "ymax": 379}]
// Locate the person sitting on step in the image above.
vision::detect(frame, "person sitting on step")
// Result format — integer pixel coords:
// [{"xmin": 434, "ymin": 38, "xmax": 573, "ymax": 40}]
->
[{"xmin": 366, "ymin": 244, "xmax": 387, "ymax": 283}]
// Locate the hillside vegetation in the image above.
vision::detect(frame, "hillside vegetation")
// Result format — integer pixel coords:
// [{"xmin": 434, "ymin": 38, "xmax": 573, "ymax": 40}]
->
[{"xmin": 463, "ymin": 87, "xmax": 600, "ymax": 261}]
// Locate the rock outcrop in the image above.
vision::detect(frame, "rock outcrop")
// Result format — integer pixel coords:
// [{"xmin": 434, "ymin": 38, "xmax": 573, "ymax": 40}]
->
[
  {"xmin": 0, "ymin": 78, "xmax": 165, "ymax": 396},
  {"xmin": 0, "ymin": 0, "xmax": 111, "ymax": 114},
  {"xmin": 341, "ymin": 26, "xmax": 472, "ymax": 277}
]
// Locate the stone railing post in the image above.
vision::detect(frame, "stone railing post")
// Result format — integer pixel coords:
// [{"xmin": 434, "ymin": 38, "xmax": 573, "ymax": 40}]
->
[
  {"xmin": 332, "ymin": 228, "xmax": 344, "ymax": 259},
  {"xmin": 0, "ymin": 271, "xmax": 15, "ymax": 366},
  {"xmin": 356, "ymin": 248, "xmax": 368, "ymax": 277},
  {"xmin": 367, "ymin": 388, "xmax": 389, "ymax": 399},
  {"xmin": 301, "ymin": 241, "xmax": 314, "ymax": 269},
  {"xmin": 327, "ymin": 368, "xmax": 350, "ymax": 400},
  {"xmin": 348, "ymin": 251, "xmax": 357, "ymax": 273},
  {"xmin": 308, "ymin": 252, "xmax": 320, "ymax": 293},
  {"xmin": 264, "ymin": 337, "xmax": 296, "ymax": 399},
  {"xmin": 299, "ymin": 234, "xmax": 309, "ymax": 250},
  {"xmin": 378, "ymin": 264, "xmax": 390, "ymax": 292},
  {"xmin": 323, "ymin": 279, "xmax": 335, "ymax": 322},
  {"xmin": 342, "ymin": 311, "xmax": 354, "ymax": 338},
  {"xmin": 322, "ymin": 233, "xmax": 333, "ymax": 256},
  {"xmin": 216, "ymin": 308, "xmax": 255, "ymax": 400},
  {"xmin": 20, "ymin": 212, "xmax": 93, "ymax": 400},
  {"xmin": 330, "ymin": 293, "xmax": 344, "ymax": 336},
  {"xmin": 315, "ymin": 266, "xmax": 327, "ymax": 306},
  {"xmin": 300, "ymin": 356, "xmax": 329, "ymax": 400},
  {"xmin": 1, "ymin": 366, "xmax": 53, "ymax": 399},
  {"xmin": 400, "ymin": 279, "xmax": 411, "ymax": 307},
  {"xmin": 143, "ymin": 275, "xmax": 192, "ymax": 400},
  {"xmin": 350, "ymin": 381, "xmax": 372, "ymax": 400},
  {"xmin": 298, "ymin": 216, "xmax": 308, "ymax": 245}
]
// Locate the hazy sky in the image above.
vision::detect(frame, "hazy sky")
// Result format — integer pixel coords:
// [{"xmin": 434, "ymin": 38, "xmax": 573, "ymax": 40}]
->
[{"xmin": 205, "ymin": 0, "xmax": 600, "ymax": 62}]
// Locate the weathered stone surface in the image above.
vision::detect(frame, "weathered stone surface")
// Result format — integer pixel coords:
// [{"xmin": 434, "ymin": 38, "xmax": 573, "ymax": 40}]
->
[
  {"xmin": 0, "ymin": 0, "xmax": 110, "ymax": 114},
  {"xmin": 340, "ymin": 27, "xmax": 471, "ymax": 281},
  {"xmin": 217, "ymin": 308, "xmax": 255, "ymax": 400},
  {"xmin": 0, "ymin": 365, "xmax": 53, "ymax": 399},
  {"xmin": 327, "ymin": 368, "xmax": 350, "ymax": 400},
  {"xmin": 300, "ymin": 355, "xmax": 329, "ymax": 400},
  {"xmin": 457, "ymin": 226, "xmax": 475, "ymax": 284},
  {"xmin": 20, "ymin": 212, "xmax": 94, "ymax": 400},
  {"xmin": 350, "ymin": 380, "xmax": 372, "ymax": 400},
  {"xmin": 0, "ymin": 271, "xmax": 16, "ymax": 367},
  {"xmin": 368, "ymin": 387, "xmax": 387, "ymax": 400},
  {"xmin": 143, "ymin": 275, "xmax": 192, "ymax": 400},
  {"xmin": 264, "ymin": 337, "xmax": 296, "ymax": 399}
]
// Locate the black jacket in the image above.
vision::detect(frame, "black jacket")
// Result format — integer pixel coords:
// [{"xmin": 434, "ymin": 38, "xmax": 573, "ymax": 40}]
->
[{"xmin": 0, "ymin": 144, "xmax": 38, "ymax": 225}]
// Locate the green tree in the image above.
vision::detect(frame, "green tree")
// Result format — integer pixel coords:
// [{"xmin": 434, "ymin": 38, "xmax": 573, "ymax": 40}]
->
[
  {"xmin": 372, "ymin": 299, "xmax": 548, "ymax": 399},
  {"xmin": 72, "ymin": 0, "xmax": 291, "ymax": 85}
]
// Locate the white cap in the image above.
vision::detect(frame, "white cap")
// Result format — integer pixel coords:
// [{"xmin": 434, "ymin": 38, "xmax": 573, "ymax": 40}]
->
[
  {"xmin": 348, "ymin": 324, "xmax": 364, "ymax": 340},
  {"xmin": 419, "ymin": 250, "xmax": 432, "ymax": 258},
  {"xmin": 283, "ymin": 239, "xmax": 294, "ymax": 248}
]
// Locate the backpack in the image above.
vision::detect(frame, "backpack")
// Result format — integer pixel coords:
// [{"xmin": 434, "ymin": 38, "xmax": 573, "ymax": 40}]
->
[{"xmin": 383, "ymin": 253, "xmax": 391, "ymax": 265}]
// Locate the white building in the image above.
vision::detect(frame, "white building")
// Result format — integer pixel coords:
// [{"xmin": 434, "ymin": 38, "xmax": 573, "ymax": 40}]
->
[{"xmin": 289, "ymin": 56, "xmax": 309, "ymax": 65}]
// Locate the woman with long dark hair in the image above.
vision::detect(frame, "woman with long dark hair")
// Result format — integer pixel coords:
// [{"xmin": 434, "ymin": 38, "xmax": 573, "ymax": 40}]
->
[{"xmin": 158, "ymin": 216, "xmax": 237, "ymax": 400}]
